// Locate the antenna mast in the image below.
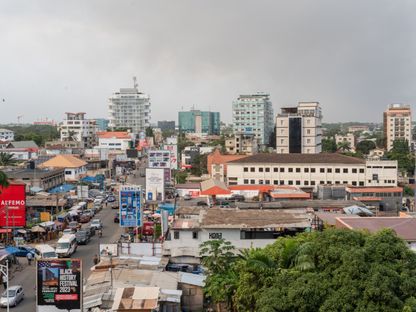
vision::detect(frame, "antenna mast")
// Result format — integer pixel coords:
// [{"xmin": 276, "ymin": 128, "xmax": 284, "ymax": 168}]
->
[{"xmin": 133, "ymin": 76, "xmax": 138, "ymax": 89}]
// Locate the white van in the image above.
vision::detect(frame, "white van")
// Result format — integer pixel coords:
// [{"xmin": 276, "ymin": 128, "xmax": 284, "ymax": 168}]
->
[
  {"xmin": 55, "ymin": 234, "xmax": 77, "ymax": 258},
  {"xmin": 34, "ymin": 244, "xmax": 57, "ymax": 259}
]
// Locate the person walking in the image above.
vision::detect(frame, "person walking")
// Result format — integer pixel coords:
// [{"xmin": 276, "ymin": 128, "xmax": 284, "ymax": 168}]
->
[
  {"xmin": 93, "ymin": 254, "xmax": 99, "ymax": 266},
  {"xmin": 2, "ymin": 274, "xmax": 7, "ymax": 290},
  {"xmin": 27, "ymin": 252, "xmax": 33, "ymax": 266}
]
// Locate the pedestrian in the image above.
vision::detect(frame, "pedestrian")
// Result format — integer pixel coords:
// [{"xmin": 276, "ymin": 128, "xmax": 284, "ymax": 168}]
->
[
  {"xmin": 27, "ymin": 252, "xmax": 33, "ymax": 266},
  {"xmin": 93, "ymin": 254, "xmax": 99, "ymax": 265},
  {"xmin": 2, "ymin": 274, "xmax": 6, "ymax": 290}
]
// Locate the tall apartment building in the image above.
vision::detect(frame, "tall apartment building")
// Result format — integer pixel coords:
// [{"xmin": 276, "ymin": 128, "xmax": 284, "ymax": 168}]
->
[
  {"xmin": 383, "ymin": 104, "xmax": 412, "ymax": 151},
  {"xmin": 178, "ymin": 110, "xmax": 220, "ymax": 135},
  {"xmin": 108, "ymin": 85, "xmax": 151, "ymax": 134},
  {"xmin": 275, "ymin": 102, "xmax": 322, "ymax": 154},
  {"xmin": 59, "ymin": 112, "xmax": 97, "ymax": 148},
  {"xmin": 157, "ymin": 120, "xmax": 176, "ymax": 131},
  {"xmin": 232, "ymin": 93, "xmax": 274, "ymax": 146}
]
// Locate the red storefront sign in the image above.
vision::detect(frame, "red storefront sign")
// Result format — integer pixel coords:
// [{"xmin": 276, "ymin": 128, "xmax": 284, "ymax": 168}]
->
[{"xmin": 0, "ymin": 184, "xmax": 26, "ymax": 227}]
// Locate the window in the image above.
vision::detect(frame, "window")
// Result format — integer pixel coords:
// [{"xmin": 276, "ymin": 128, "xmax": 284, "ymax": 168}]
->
[
  {"xmin": 259, "ymin": 180, "xmax": 264, "ymax": 184},
  {"xmin": 288, "ymin": 180, "xmax": 293, "ymax": 185},
  {"xmin": 265, "ymin": 167, "xmax": 270, "ymax": 173},
  {"xmin": 352, "ymin": 168, "xmax": 357, "ymax": 173},
  {"xmin": 288, "ymin": 168, "xmax": 293, "ymax": 173},
  {"xmin": 244, "ymin": 179, "xmax": 249, "ymax": 184},
  {"xmin": 304, "ymin": 168, "xmax": 309, "ymax": 173},
  {"xmin": 311, "ymin": 181, "xmax": 316, "ymax": 186},
  {"xmin": 243, "ymin": 167, "xmax": 248, "ymax": 172},
  {"xmin": 273, "ymin": 180, "xmax": 278, "ymax": 185},
  {"xmin": 311, "ymin": 168, "xmax": 316, "ymax": 173},
  {"xmin": 359, "ymin": 168, "xmax": 364, "ymax": 173},
  {"xmin": 250, "ymin": 167, "xmax": 255, "ymax": 172},
  {"xmin": 280, "ymin": 180, "xmax": 284, "ymax": 185},
  {"xmin": 305, "ymin": 181, "xmax": 309, "ymax": 185},
  {"xmin": 250, "ymin": 179, "xmax": 255, "ymax": 184},
  {"xmin": 259, "ymin": 167, "xmax": 264, "ymax": 172},
  {"xmin": 343, "ymin": 168, "xmax": 348, "ymax": 173},
  {"xmin": 296, "ymin": 180, "xmax": 301, "ymax": 185},
  {"xmin": 320, "ymin": 168, "xmax": 325, "ymax": 173},
  {"xmin": 274, "ymin": 168, "xmax": 278, "ymax": 172},
  {"xmin": 265, "ymin": 180, "xmax": 270, "ymax": 185},
  {"xmin": 352, "ymin": 181, "xmax": 357, "ymax": 186},
  {"xmin": 65, "ymin": 171, "xmax": 72, "ymax": 175},
  {"xmin": 327, "ymin": 181, "xmax": 332, "ymax": 184},
  {"xmin": 320, "ymin": 181, "xmax": 325, "ymax": 184},
  {"xmin": 327, "ymin": 168, "xmax": 332, "ymax": 173},
  {"xmin": 192, "ymin": 231, "xmax": 198, "ymax": 239},
  {"xmin": 174, "ymin": 231, "xmax": 180, "ymax": 239},
  {"xmin": 335, "ymin": 181, "xmax": 340, "ymax": 184},
  {"xmin": 335, "ymin": 168, "xmax": 340, "ymax": 173},
  {"xmin": 343, "ymin": 181, "xmax": 348, "ymax": 184},
  {"xmin": 280, "ymin": 168, "xmax": 285, "ymax": 172},
  {"xmin": 296, "ymin": 168, "xmax": 301, "ymax": 173}
]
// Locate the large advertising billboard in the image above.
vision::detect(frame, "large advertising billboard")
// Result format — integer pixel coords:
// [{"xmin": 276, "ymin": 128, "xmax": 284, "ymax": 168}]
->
[
  {"xmin": 119, "ymin": 185, "xmax": 142, "ymax": 227},
  {"xmin": 0, "ymin": 184, "xmax": 26, "ymax": 227},
  {"xmin": 148, "ymin": 150, "xmax": 171, "ymax": 169},
  {"xmin": 37, "ymin": 259, "xmax": 82, "ymax": 312},
  {"xmin": 163, "ymin": 144, "xmax": 178, "ymax": 170},
  {"xmin": 145, "ymin": 168, "xmax": 165, "ymax": 201}
]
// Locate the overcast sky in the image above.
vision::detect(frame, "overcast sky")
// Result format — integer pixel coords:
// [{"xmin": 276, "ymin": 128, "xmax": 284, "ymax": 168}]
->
[{"xmin": 0, "ymin": 0, "xmax": 415, "ymax": 125}]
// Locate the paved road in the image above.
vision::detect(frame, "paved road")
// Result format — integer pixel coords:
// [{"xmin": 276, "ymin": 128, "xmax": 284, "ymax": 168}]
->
[{"xmin": 8, "ymin": 203, "xmax": 123, "ymax": 312}]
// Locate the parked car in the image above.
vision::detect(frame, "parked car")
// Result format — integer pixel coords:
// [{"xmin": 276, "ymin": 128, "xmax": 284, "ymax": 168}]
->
[
  {"xmin": 68, "ymin": 221, "xmax": 81, "ymax": 231},
  {"xmin": 90, "ymin": 219, "xmax": 103, "ymax": 230},
  {"xmin": 79, "ymin": 214, "xmax": 91, "ymax": 223},
  {"xmin": 197, "ymin": 201, "xmax": 208, "ymax": 206},
  {"xmin": 107, "ymin": 195, "xmax": 116, "ymax": 203},
  {"xmin": 0, "ymin": 286, "xmax": 24, "ymax": 307},
  {"xmin": 83, "ymin": 209, "xmax": 94, "ymax": 217},
  {"xmin": 63, "ymin": 228, "xmax": 76, "ymax": 235},
  {"xmin": 183, "ymin": 194, "xmax": 192, "ymax": 200},
  {"xmin": 75, "ymin": 230, "xmax": 90, "ymax": 245},
  {"xmin": 229, "ymin": 194, "xmax": 245, "ymax": 202},
  {"xmin": 111, "ymin": 203, "xmax": 119, "ymax": 209},
  {"xmin": 114, "ymin": 213, "xmax": 119, "ymax": 223},
  {"xmin": 5, "ymin": 246, "xmax": 36, "ymax": 258},
  {"xmin": 85, "ymin": 226, "xmax": 95, "ymax": 237}
]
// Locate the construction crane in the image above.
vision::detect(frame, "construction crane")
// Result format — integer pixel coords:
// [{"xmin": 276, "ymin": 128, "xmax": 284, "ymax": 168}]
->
[{"xmin": 17, "ymin": 115, "xmax": 23, "ymax": 124}]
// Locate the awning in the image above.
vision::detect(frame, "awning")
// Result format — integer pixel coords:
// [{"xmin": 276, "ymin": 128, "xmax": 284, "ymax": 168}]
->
[
  {"xmin": 31, "ymin": 225, "xmax": 46, "ymax": 233},
  {"xmin": 0, "ymin": 229, "xmax": 12, "ymax": 233},
  {"xmin": 30, "ymin": 186, "xmax": 44, "ymax": 193},
  {"xmin": 17, "ymin": 229, "xmax": 27, "ymax": 234}
]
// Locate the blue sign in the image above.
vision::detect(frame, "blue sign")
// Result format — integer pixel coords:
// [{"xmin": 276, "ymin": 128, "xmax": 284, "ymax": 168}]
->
[
  {"xmin": 119, "ymin": 186, "xmax": 142, "ymax": 227},
  {"xmin": 147, "ymin": 193, "xmax": 153, "ymax": 201}
]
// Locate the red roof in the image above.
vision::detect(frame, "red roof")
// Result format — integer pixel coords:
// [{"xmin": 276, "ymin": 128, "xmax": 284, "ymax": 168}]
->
[
  {"xmin": 207, "ymin": 149, "xmax": 246, "ymax": 175},
  {"xmin": 97, "ymin": 131, "xmax": 131, "ymax": 139},
  {"xmin": 271, "ymin": 193, "xmax": 311, "ymax": 199},
  {"xmin": 346, "ymin": 187, "xmax": 403, "ymax": 193}
]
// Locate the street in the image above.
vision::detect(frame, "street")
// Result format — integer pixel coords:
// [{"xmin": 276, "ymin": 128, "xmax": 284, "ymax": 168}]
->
[{"xmin": 8, "ymin": 203, "xmax": 123, "ymax": 312}]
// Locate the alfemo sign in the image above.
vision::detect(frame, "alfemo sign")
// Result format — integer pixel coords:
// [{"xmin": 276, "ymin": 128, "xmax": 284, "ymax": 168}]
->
[{"xmin": 0, "ymin": 200, "xmax": 25, "ymax": 206}]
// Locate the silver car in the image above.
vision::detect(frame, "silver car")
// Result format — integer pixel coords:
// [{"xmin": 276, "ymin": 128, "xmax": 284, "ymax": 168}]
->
[{"xmin": 0, "ymin": 285, "xmax": 24, "ymax": 307}]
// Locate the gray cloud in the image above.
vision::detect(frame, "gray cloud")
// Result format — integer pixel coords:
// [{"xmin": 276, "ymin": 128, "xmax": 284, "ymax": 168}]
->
[{"xmin": 0, "ymin": 0, "xmax": 415, "ymax": 124}]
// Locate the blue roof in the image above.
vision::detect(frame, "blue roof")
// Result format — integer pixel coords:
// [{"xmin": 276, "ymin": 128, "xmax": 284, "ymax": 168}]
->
[{"xmin": 49, "ymin": 184, "xmax": 75, "ymax": 194}]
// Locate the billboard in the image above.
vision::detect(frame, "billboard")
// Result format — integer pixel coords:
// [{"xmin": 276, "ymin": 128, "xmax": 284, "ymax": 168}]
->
[
  {"xmin": 145, "ymin": 168, "xmax": 165, "ymax": 201},
  {"xmin": 76, "ymin": 185, "xmax": 89, "ymax": 200},
  {"xmin": 163, "ymin": 144, "xmax": 178, "ymax": 170},
  {"xmin": 0, "ymin": 184, "xmax": 26, "ymax": 227},
  {"xmin": 37, "ymin": 259, "xmax": 82, "ymax": 312},
  {"xmin": 148, "ymin": 150, "xmax": 171, "ymax": 169},
  {"xmin": 119, "ymin": 185, "xmax": 142, "ymax": 227}
]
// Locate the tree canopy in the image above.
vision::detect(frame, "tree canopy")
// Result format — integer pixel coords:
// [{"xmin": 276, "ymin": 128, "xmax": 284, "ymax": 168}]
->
[
  {"xmin": 201, "ymin": 229, "xmax": 416, "ymax": 312},
  {"xmin": 322, "ymin": 138, "xmax": 337, "ymax": 153},
  {"xmin": 387, "ymin": 139, "xmax": 415, "ymax": 175},
  {"xmin": 356, "ymin": 140, "xmax": 376, "ymax": 155}
]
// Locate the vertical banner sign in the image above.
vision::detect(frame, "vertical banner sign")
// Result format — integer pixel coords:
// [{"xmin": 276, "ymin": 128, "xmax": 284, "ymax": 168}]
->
[
  {"xmin": 145, "ymin": 168, "xmax": 165, "ymax": 202},
  {"xmin": 119, "ymin": 185, "xmax": 142, "ymax": 227},
  {"xmin": 37, "ymin": 259, "xmax": 82, "ymax": 312},
  {"xmin": 0, "ymin": 184, "xmax": 26, "ymax": 227}
]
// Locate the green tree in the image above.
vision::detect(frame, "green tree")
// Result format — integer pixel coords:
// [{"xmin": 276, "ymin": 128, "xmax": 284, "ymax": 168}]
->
[
  {"xmin": 0, "ymin": 152, "xmax": 17, "ymax": 167},
  {"xmin": 387, "ymin": 139, "xmax": 415, "ymax": 175},
  {"xmin": 337, "ymin": 141, "xmax": 351, "ymax": 152},
  {"xmin": 0, "ymin": 171, "xmax": 9, "ymax": 189},
  {"xmin": 174, "ymin": 171, "xmax": 188, "ymax": 184},
  {"xmin": 356, "ymin": 140, "xmax": 376, "ymax": 155},
  {"xmin": 322, "ymin": 138, "xmax": 337, "ymax": 153},
  {"xmin": 145, "ymin": 127, "xmax": 154, "ymax": 138},
  {"xmin": 190, "ymin": 154, "xmax": 208, "ymax": 176}
]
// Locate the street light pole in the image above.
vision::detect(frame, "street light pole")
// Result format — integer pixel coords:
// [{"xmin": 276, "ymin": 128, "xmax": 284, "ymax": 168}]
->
[{"xmin": 0, "ymin": 260, "xmax": 9, "ymax": 312}]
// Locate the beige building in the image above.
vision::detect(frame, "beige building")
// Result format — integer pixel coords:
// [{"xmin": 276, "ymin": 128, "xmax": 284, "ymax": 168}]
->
[
  {"xmin": 226, "ymin": 153, "xmax": 398, "ymax": 190},
  {"xmin": 59, "ymin": 112, "xmax": 97, "ymax": 148},
  {"xmin": 383, "ymin": 104, "xmax": 412, "ymax": 151},
  {"xmin": 225, "ymin": 133, "xmax": 258, "ymax": 155},
  {"xmin": 276, "ymin": 102, "xmax": 322, "ymax": 154},
  {"xmin": 335, "ymin": 133, "xmax": 356, "ymax": 150}
]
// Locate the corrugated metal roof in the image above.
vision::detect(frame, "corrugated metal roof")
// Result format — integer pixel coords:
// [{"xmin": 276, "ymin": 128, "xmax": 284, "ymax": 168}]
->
[{"xmin": 179, "ymin": 272, "xmax": 206, "ymax": 287}]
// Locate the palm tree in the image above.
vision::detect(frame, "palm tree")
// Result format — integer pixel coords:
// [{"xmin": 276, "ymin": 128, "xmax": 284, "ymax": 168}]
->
[
  {"xmin": 0, "ymin": 152, "xmax": 16, "ymax": 167},
  {"xmin": 0, "ymin": 171, "xmax": 9, "ymax": 189},
  {"xmin": 337, "ymin": 141, "xmax": 351, "ymax": 152}
]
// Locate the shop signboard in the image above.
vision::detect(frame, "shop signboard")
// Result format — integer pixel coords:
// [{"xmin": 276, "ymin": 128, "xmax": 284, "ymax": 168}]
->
[
  {"xmin": 119, "ymin": 185, "xmax": 142, "ymax": 227},
  {"xmin": 0, "ymin": 184, "xmax": 26, "ymax": 227},
  {"xmin": 36, "ymin": 259, "xmax": 82, "ymax": 312},
  {"xmin": 145, "ymin": 168, "xmax": 165, "ymax": 201}
]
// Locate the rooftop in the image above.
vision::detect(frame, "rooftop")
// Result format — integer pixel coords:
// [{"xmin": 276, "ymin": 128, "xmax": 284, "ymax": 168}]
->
[
  {"xmin": 97, "ymin": 131, "xmax": 131, "ymax": 139},
  {"xmin": 346, "ymin": 186, "xmax": 403, "ymax": 193},
  {"xmin": 228, "ymin": 153, "xmax": 366, "ymax": 165},
  {"xmin": 7, "ymin": 141, "xmax": 38, "ymax": 149},
  {"xmin": 39, "ymin": 154, "xmax": 87, "ymax": 168}
]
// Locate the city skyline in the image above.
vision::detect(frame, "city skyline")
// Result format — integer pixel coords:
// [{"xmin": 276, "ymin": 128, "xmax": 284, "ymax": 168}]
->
[{"xmin": 0, "ymin": 1, "xmax": 415, "ymax": 124}]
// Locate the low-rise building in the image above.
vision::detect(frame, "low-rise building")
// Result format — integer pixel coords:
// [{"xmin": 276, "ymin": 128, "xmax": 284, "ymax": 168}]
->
[
  {"xmin": 59, "ymin": 112, "xmax": 97, "ymax": 148},
  {"xmin": 163, "ymin": 207, "xmax": 311, "ymax": 264},
  {"xmin": 2, "ymin": 141, "xmax": 39, "ymax": 160},
  {"xmin": 225, "ymin": 133, "xmax": 258, "ymax": 155},
  {"xmin": 335, "ymin": 133, "xmax": 356, "ymax": 150},
  {"xmin": 6, "ymin": 168, "xmax": 65, "ymax": 192},
  {"xmin": 38, "ymin": 154, "xmax": 87, "ymax": 182},
  {"xmin": 97, "ymin": 131, "xmax": 133, "ymax": 151},
  {"xmin": 207, "ymin": 149, "xmax": 246, "ymax": 181},
  {"xmin": 226, "ymin": 153, "xmax": 398, "ymax": 189},
  {"xmin": 348, "ymin": 125, "xmax": 369, "ymax": 133},
  {"xmin": 0, "ymin": 129, "xmax": 14, "ymax": 142}
]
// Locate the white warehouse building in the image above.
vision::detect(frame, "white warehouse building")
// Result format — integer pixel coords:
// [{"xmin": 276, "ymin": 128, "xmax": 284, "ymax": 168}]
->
[{"xmin": 226, "ymin": 153, "xmax": 398, "ymax": 190}]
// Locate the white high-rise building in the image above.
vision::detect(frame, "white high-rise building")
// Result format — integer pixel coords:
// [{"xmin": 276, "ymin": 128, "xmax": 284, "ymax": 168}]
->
[
  {"xmin": 59, "ymin": 112, "xmax": 97, "ymax": 148},
  {"xmin": 232, "ymin": 93, "xmax": 274, "ymax": 146},
  {"xmin": 108, "ymin": 84, "xmax": 151, "ymax": 134},
  {"xmin": 383, "ymin": 104, "xmax": 412, "ymax": 151},
  {"xmin": 275, "ymin": 102, "xmax": 322, "ymax": 154}
]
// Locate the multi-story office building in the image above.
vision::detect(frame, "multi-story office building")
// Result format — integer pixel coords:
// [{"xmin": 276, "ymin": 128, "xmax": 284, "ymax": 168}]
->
[
  {"xmin": 94, "ymin": 118, "xmax": 109, "ymax": 131},
  {"xmin": 232, "ymin": 93, "xmax": 274, "ymax": 146},
  {"xmin": 108, "ymin": 86, "xmax": 151, "ymax": 134},
  {"xmin": 335, "ymin": 133, "xmax": 356, "ymax": 150},
  {"xmin": 0, "ymin": 129, "xmax": 14, "ymax": 142},
  {"xmin": 225, "ymin": 133, "xmax": 258, "ymax": 155},
  {"xmin": 275, "ymin": 102, "xmax": 322, "ymax": 154},
  {"xmin": 157, "ymin": 120, "xmax": 176, "ymax": 131},
  {"xmin": 383, "ymin": 104, "xmax": 412, "ymax": 151},
  {"xmin": 226, "ymin": 153, "xmax": 398, "ymax": 190},
  {"xmin": 59, "ymin": 112, "xmax": 97, "ymax": 148},
  {"xmin": 178, "ymin": 110, "xmax": 220, "ymax": 135}
]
